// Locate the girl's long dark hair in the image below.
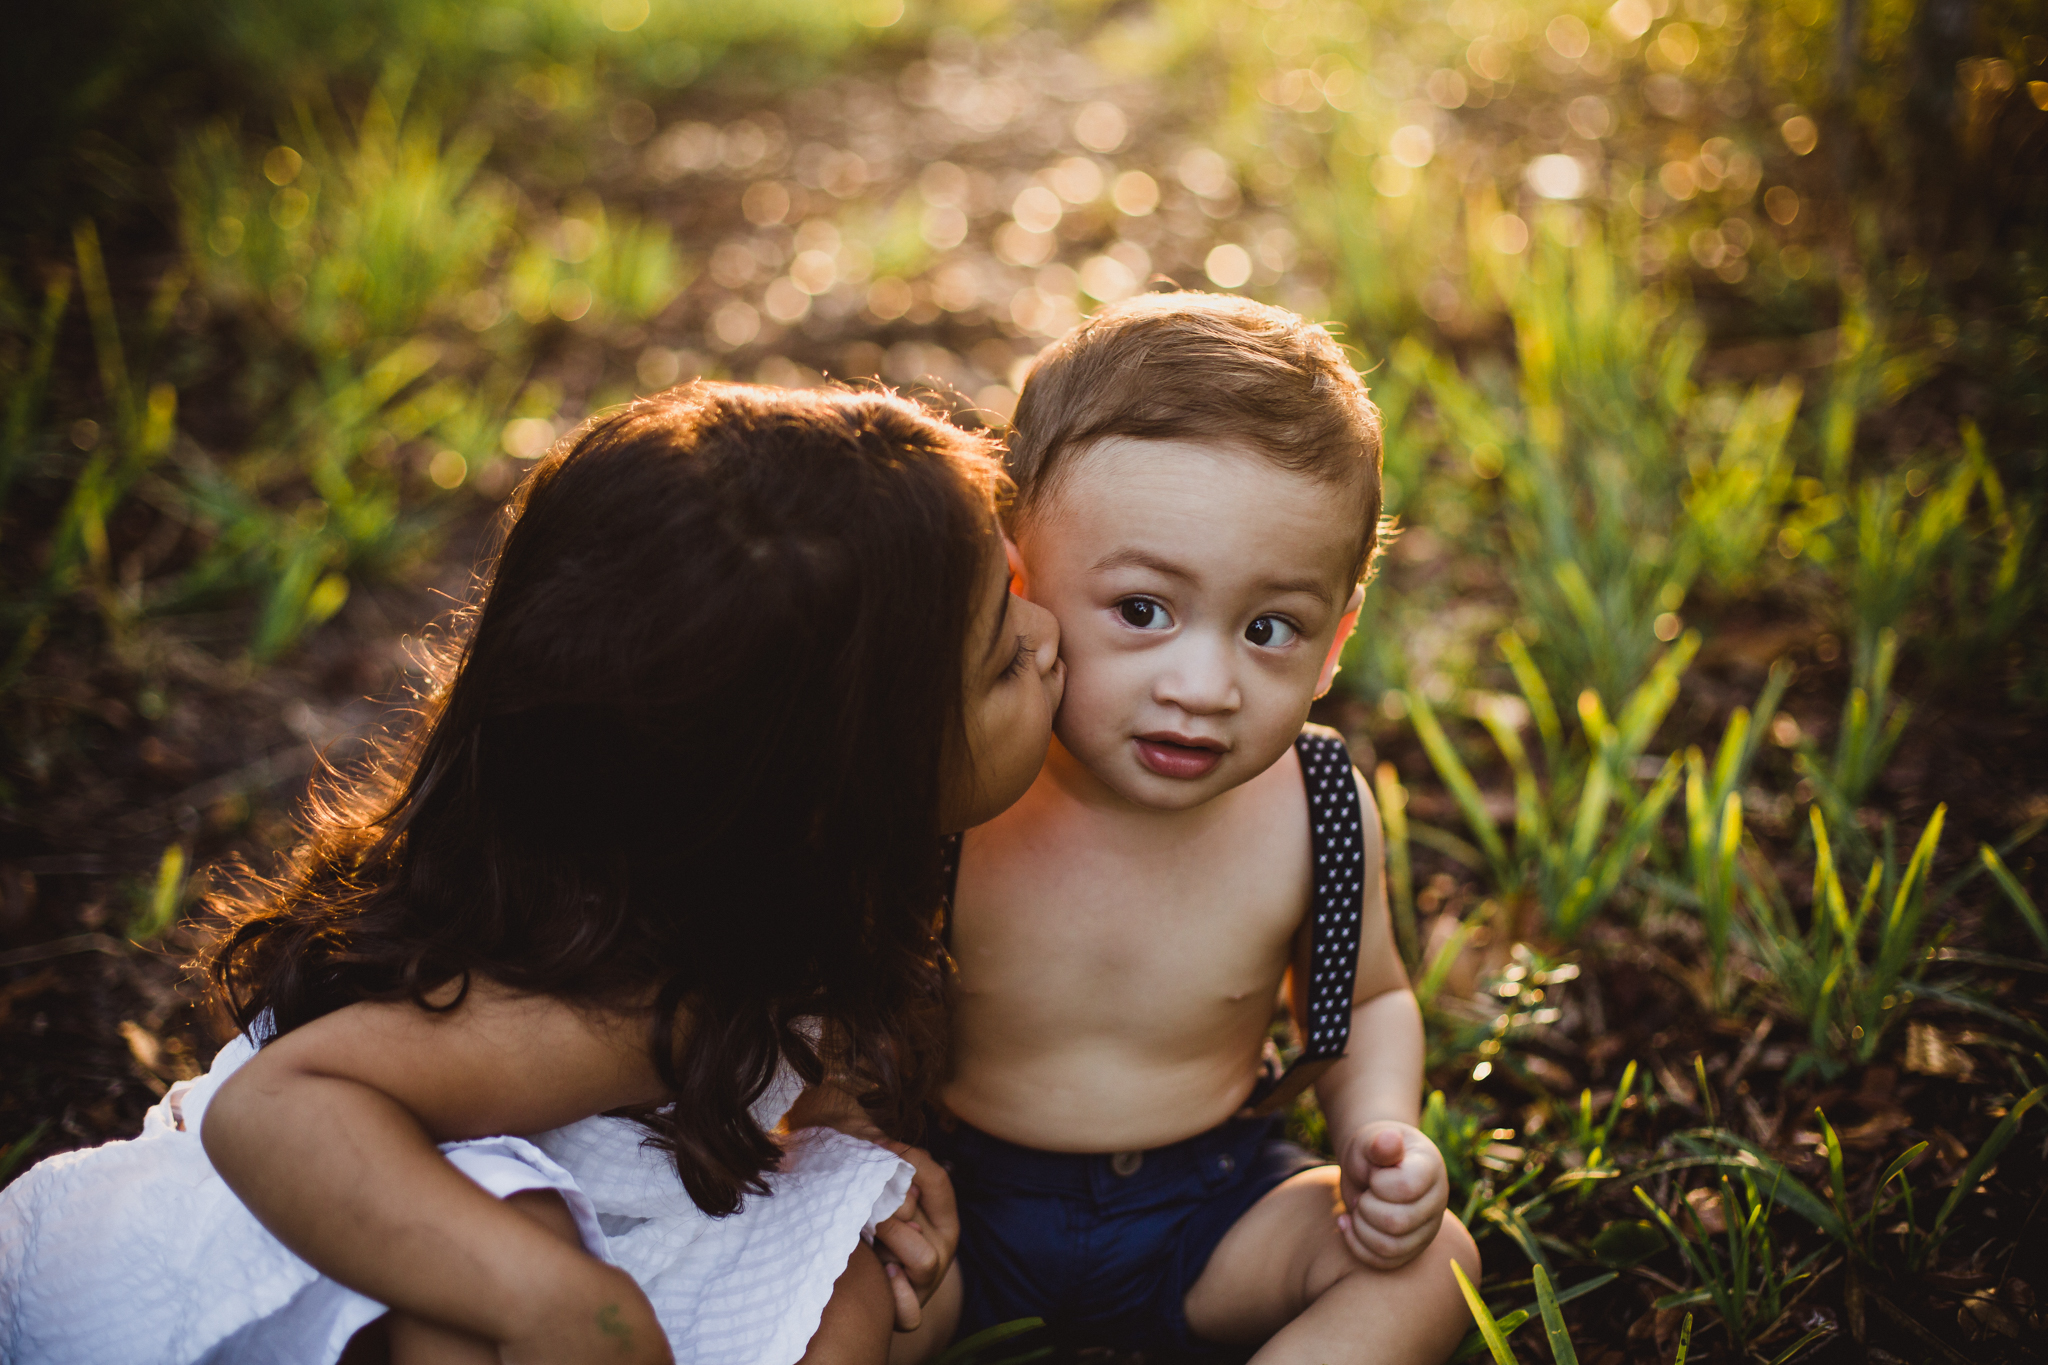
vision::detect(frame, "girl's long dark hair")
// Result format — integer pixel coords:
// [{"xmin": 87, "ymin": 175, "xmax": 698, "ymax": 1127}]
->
[{"xmin": 204, "ymin": 383, "xmax": 1004, "ymax": 1216}]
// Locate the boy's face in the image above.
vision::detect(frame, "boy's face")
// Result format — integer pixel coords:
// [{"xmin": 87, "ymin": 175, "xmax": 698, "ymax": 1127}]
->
[{"xmin": 1016, "ymin": 436, "xmax": 1363, "ymax": 812}]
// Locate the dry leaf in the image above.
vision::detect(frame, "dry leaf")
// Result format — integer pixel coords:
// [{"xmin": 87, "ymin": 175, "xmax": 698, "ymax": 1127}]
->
[
  {"xmin": 1685, "ymin": 1184, "xmax": 1728, "ymax": 1234},
  {"xmin": 1838, "ymin": 1109, "xmax": 1914, "ymax": 1149},
  {"xmin": 120, "ymin": 1019, "xmax": 163, "ymax": 1073},
  {"xmin": 1905, "ymin": 1021, "xmax": 1974, "ymax": 1079}
]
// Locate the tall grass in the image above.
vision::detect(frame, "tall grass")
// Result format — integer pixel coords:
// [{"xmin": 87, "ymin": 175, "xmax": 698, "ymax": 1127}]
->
[{"xmin": 1395, "ymin": 628, "xmax": 1691, "ymax": 938}]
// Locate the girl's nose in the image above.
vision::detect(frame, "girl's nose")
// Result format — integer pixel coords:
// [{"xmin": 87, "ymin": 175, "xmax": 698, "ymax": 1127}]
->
[
  {"xmin": 1153, "ymin": 633, "xmax": 1240, "ymax": 715},
  {"xmin": 1019, "ymin": 596, "xmax": 1061, "ymax": 676}
]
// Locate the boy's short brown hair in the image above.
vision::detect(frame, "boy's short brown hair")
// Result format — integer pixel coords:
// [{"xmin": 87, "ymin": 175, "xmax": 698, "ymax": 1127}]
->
[{"xmin": 1008, "ymin": 291, "xmax": 1386, "ymax": 582}]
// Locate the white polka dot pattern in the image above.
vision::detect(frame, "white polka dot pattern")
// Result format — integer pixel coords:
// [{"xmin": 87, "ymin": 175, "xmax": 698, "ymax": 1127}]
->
[{"xmin": 1293, "ymin": 727, "xmax": 1364, "ymax": 1063}]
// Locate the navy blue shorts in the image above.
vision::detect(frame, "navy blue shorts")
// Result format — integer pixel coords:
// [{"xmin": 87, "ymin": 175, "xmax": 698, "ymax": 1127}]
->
[{"xmin": 926, "ymin": 1113, "xmax": 1326, "ymax": 1359}]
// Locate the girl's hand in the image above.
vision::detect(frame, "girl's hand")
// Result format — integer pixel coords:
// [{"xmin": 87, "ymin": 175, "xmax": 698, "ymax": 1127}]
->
[
  {"xmin": 781, "ymin": 1085, "xmax": 959, "ymax": 1329},
  {"xmin": 1335, "ymin": 1121, "xmax": 1450, "ymax": 1271},
  {"xmin": 870, "ymin": 1142, "xmax": 959, "ymax": 1331}
]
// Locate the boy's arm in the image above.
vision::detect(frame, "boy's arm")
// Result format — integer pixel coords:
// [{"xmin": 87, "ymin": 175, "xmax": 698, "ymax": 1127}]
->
[
  {"xmin": 202, "ymin": 982, "xmax": 672, "ymax": 1364},
  {"xmin": 1299, "ymin": 773, "xmax": 1449, "ymax": 1269},
  {"xmin": 1295, "ymin": 772, "xmax": 1418, "ymax": 1134}
]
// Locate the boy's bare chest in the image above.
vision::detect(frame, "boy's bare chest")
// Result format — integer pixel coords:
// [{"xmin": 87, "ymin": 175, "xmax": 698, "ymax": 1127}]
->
[{"xmin": 951, "ymin": 792, "xmax": 1314, "ymax": 1006}]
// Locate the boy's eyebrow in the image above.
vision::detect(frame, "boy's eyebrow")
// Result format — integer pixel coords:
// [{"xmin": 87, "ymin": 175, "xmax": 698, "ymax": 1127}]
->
[
  {"xmin": 1089, "ymin": 547, "xmax": 1196, "ymax": 581},
  {"xmin": 1257, "ymin": 575, "xmax": 1336, "ymax": 605},
  {"xmin": 1091, "ymin": 548, "xmax": 1335, "ymax": 605}
]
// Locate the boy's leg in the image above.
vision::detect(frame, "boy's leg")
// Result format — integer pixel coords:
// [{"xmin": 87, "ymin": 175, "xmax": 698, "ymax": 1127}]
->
[{"xmin": 1182, "ymin": 1167, "xmax": 1478, "ymax": 1365}]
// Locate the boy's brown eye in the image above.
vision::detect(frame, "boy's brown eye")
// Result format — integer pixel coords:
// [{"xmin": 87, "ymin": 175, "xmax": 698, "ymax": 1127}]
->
[
  {"xmin": 1246, "ymin": 616, "xmax": 1299, "ymax": 647},
  {"xmin": 1118, "ymin": 599, "xmax": 1167, "ymax": 629}
]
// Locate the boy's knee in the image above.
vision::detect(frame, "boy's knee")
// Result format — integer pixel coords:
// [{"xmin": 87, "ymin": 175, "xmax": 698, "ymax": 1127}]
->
[
  {"xmin": 1437, "ymin": 1211, "xmax": 1479, "ymax": 1280},
  {"xmin": 1313, "ymin": 1209, "xmax": 1477, "ymax": 1307}
]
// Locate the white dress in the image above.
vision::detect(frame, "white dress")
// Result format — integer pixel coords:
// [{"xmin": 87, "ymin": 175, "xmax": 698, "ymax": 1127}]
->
[{"xmin": 0, "ymin": 1033, "xmax": 913, "ymax": 1365}]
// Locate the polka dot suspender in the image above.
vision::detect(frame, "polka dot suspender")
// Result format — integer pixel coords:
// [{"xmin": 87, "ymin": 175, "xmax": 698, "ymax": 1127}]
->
[
  {"xmin": 936, "ymin": 726, "xmax": 1367, "ymax": 1121},
  {"xmin": 1240, "ymin": 727, "xmax": 1367, "ymax": 1117}
]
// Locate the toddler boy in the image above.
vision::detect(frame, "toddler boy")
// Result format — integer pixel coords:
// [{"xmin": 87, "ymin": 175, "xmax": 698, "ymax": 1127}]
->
[{"xmin": 924, "ymin": 294, "xmax": 1477, "ymax": 1364}]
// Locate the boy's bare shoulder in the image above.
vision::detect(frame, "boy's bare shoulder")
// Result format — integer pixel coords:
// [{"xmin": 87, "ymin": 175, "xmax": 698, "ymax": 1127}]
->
[{"xmin": 1296, "ymin": 721, "xmax": 1380, "ymax": 809}]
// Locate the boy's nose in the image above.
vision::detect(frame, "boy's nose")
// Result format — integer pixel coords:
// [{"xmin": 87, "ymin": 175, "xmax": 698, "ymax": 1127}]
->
[{"xmin": 1153, "ymin": 634, "xmax": 1240, "ymax": 715}]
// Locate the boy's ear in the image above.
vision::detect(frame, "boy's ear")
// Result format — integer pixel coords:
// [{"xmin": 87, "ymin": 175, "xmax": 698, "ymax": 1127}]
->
[
  {"xmin": 1004, "ymin": 533, "xmax": 1028, "ymax": 597},
  {"xmin": 1314, "ymin": 585, "xmax": 1366, "ymax": 700}
]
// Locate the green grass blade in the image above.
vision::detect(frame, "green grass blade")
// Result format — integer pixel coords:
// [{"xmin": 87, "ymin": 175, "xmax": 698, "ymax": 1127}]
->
[
  {"xmin": 1906, "ymin": 980, "xmax": 2048, "ymax": 1048},
  {"xmin": 1409, "ymin": 820, "xmax": 1489, "ymax": 870},
  {"xmin": 1602, "ymin": 1061, "xmax": 1639, "ymax": 1140},
  {"xmin": 1532, "ymin": 1265, "xmax": 1579, "ymax": 1365},
  {"xmin": 1670, "ymin": 1313, "xmax": 1693, "ymax": 1364},
  {"xmin": 1743, "ymin": 661, "xmax": 1794, "ymax": 777},
  {"xmin": 1684, "ymin": 749, "xmax": 1710, "ymax": 860},
  {"xmin": 1888, "ymin": 805, "xmax": 1947, "ymax": 936},
  {"xmin": 0, "ymin": 1121, "xmax": 51, "ymax": 1184},
  {"xmin": 1477, "ymin": 703, "xmax": 1546, "ymax": 853},
  {"xmin": 1813, "ymin": 1109, "xmax": 1852, "ymax": 1229},
  {"xmin": 1933, "ymin": 1085, "xmax": 2047, "ymax": 1233},
  {"xmin": 1450, "ymin": 1312, "xmax": 1532, "ymax": 1363},
  {"xmin": 127, "ymin": 842, "xmax": 188, "ymax": 942},
  {"xmin": 1416, "ymin": 914, "xmax": 1480, "ymax": 1009},
  {"xmin": 1877, "ymin": 1141, "xmax": 1929, "ymax": 1194},
  {"xmin": 930, "ymin": 1318, "xmax": 1045, "ymax": 1365},
  {"xmin": 73, "ymin": 220, "xmax": 135, "ymax": 442},
  {"xmin": 1616, "ymin": 630, "xmax": 1698, "ymax": 756},
  {"xmin": 1403, "ymin": 687, "xmax": 1513, "ymax": 880},
  {"xmin": 1811, "ymin": 807, "xmax": 1850, "ymax": 940},
  {"xmin": 1980, "ymin": 843, "xmax": 2048, "ymax": 955},
  {"xmin": 1567, "ymin": 751, "xmax": 1613, "ymax": 869},
  {"xmin": 1451, "ymin": 1261, "xmax": 1522, "ymax": 1365},
  {"xmin": 1496, "ymin": 630, "xmax": 1562, "ymax": 766},
  {"xmin": 1566, "ymin": 755, "xmax": 1680, "ymax": 935},
  {"xmin": 1632, "ymin": 1186, "xmax": 1739, "ymax": 1333},
  {"xmin": 1707, "ymin": 707, "xmax": 1750, "ymax": 806},
  {"xmin": 1375, "ymin": 762, "xmax": 1418, "ymax": 971},
  {"xmin": 1762, "ymin": 1325, "xmax": 1832, "ymax": 1365},
  {"xmin": 1928, "ymin": 814, "xmax": 2047, "ymax": 911},
  {"xmin": 1644, "ymin": 1140, "xmax": 1849, "ymax": 1243},
  {"xmin": 0, "ymin": 271, "xmax": 71, "ymax": 510},
  {"xmin": 1481, "ymin": 1198, "xmax": 1554, "ymax": 1275}
]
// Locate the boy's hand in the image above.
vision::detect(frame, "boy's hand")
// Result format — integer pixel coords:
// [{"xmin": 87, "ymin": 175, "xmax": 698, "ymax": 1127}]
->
[
  {"xmin": 1335, "ymin": 1121, "xmax": 1449, "ymax": 1271},
  {"xmin": 871, "ymin": 1141, "xmax": 960, "ymax": 1332}
]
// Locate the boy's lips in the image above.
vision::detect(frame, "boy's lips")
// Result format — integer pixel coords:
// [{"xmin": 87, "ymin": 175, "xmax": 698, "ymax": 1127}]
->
[{"xmin": 1133, "ymin": 733, "xmax": 1224, "ymax": 779}]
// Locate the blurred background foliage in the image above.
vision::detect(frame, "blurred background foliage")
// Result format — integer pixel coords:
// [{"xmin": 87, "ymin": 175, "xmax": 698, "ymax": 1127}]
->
[{"xmin": 2, "ymin": 0, "xmax": 2045, "ymax": 1359}]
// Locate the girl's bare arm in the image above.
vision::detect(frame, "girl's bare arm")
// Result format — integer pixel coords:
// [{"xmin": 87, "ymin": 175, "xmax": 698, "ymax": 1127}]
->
[{"xmin": 202, "ymin": 982, "xmax": 673, "ymax": 1365}]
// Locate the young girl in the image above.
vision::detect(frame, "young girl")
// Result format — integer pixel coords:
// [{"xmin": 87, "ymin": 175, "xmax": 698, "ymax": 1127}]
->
[{"xmin": 0, "ymin": 383, "xmax": 1065, "ymax": 1365}]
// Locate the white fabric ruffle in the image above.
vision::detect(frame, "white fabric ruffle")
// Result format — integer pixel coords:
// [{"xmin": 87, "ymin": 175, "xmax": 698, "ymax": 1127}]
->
[{"xmin": 0, "ymin": 1033, "xmax": 911, "ymax": 1365}]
